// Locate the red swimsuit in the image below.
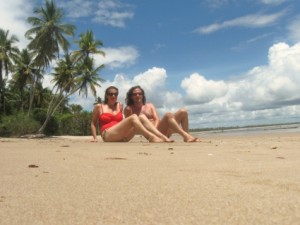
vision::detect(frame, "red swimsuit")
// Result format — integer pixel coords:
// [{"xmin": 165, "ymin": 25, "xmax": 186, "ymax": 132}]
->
[{"xmin": 99, "ymin": 111, "xmax": 123, "ymax": 133}]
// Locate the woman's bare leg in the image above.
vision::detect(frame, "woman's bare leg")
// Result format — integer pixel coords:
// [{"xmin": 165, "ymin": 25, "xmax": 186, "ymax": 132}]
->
[
  {"xmin": 158, "ymin": 112, "xmax": 198, "ymax": 142},
  {"xmin": 174, "ymin": 108, "xmax": 189, "ymax": 132},
  {"xmin": 138, "ymin": 114, "xmax": 174, "ymax": 142},
  {"xmin": 104, "ymin": 114, "xmax": 163, "ymax": 142}
]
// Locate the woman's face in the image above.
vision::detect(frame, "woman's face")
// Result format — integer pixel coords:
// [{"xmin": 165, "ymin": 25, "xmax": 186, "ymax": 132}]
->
[
  {"xmin": 131, "ymin": 88, "xmax": 143, "ymax": 103},
  {"xmin": 106, "ymin": 88, "xmax": 118, "ymax": 102}
]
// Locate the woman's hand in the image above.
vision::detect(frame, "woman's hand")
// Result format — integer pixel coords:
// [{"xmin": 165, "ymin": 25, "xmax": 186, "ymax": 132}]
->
[{"xmin": 90, "ymin": 138, "xmax": 98, "ymax": 143}]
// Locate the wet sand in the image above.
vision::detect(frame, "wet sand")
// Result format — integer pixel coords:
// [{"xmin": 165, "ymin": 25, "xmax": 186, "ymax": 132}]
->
[{"xmin": 0, "ymin": 131, "xmax": 300, "ymax": 225}]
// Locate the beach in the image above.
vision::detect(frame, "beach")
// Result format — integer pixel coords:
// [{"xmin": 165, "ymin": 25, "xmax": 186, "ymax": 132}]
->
[{"xmin": 0, "ymin": 130, "xmax": 300, "ymax": 225}]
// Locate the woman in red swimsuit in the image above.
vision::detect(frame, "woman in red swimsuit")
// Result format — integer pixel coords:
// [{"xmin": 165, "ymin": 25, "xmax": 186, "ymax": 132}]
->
[{"xmin": 91, "ymin": 86, "xmax": 173, "ymax": 142}]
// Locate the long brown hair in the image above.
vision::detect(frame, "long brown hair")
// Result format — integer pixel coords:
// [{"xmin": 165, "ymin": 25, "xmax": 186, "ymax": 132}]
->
[{"xmin": 126, "ymin": 85, "xmax": 146, "ymax": 106}]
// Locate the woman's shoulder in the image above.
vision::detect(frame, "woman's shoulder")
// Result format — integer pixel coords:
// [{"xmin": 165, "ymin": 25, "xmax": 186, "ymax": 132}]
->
[
  {"xmin": 145, "ymin": 103, "xmax": 155, "ymax": 108},
  {"xmin": 124, "ymin": 103, "xmax": 131, "ymax": 109},
  {"xmin": 123, "ymin": 104, "xmax": 133, "ymax": 116},
  {"xmin": 94, "ymin": 103, "xmax": 102, "ymax": 109},
  {"xmin": 116, "ymin": 102, "xmax": 123, "ymax": 111},
  {"xmin": 93, "ymin": 103, "xmax": 103, "ymax": 109},
  {"xmin": 92, "ymin": 103, "xmax": 103, "ymax": 115}
]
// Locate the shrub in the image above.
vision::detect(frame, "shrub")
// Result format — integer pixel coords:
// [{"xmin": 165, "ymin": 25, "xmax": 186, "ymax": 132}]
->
[{"xmin": 0, "ymin": 113, "xmax": 40, "ymax": 137}]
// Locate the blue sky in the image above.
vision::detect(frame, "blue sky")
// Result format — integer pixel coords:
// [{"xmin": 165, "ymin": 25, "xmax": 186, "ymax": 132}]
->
[{"xmin": 1, "ymin": 0, "xmax": 300, "ymax": 128}]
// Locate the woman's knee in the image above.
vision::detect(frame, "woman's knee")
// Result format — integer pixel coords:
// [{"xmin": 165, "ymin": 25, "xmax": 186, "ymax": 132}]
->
[
  {"xmin": 138, "ymin": 114, "xmax": 147, "ymax": 121},
  {"xmin": 165, "ymin": 112, "xmax": 174, "ymax": 119},
  {"xmin": 129, "ymin": 114, "xmax": 140, "ymax": 123},
  {"xmin": 178, "ymin": 108, "xmax": 187, "ymax": 114},
  {"xmin": 177, "ymin": 108, "xmax": 188, "ymax": 117}
]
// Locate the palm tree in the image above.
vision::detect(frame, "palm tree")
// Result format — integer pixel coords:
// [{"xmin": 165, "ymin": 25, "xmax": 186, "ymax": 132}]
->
[
  {"xmin": 0, "ymin": 28, "xmax": 20, "ymax": 114},
  {"xmin": 37, "ymin": 53, "xmax": 76, "ymax": 133},
  {"xmin": 2, "ymin": 82, "xmax": 21, "ymax": 114},
  {"xmin": 37, "ymin": 29, "xmax": 106, "ymax": 134},
  {"xmin": 37, "ymin": 54, "xmax": 105, "ymax": 134},
  {"xmin": 25, "ymin": 0, "xmax": 76, "ymax": 68},
  {"xmin": 25, "ymin": 0, "xmax": 76, "ymax": 114},
  {"xmin": 76, "ymin": 57, "xmax": 105, "ymax": 98},
  {"xmin": 11, "ymin": 49, "xmax": 40, "ymax": 111},
  {"xmin": 71, "ymin": 30, "xmax": 105, "ymax": 63}
]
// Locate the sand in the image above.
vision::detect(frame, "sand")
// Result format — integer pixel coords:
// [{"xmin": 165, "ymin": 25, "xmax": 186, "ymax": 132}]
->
[{"xmin": 0, "ymin": 131, "xmax": 300, "ymax": 225}]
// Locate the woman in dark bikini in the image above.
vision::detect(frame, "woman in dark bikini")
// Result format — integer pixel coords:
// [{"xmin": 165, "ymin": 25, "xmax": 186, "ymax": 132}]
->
[
  {"xmin": 124, "ymin": 85, "xmax": 199, "ymax": 142},
  {"xmin": 91, "ymin": 86, "xmax": 173, "ymax": 142}
]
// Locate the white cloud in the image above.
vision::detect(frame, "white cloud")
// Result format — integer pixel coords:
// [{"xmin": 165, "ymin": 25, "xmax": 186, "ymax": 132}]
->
[
  {"xmin": 204, "ymin": 0, "xmax": 230, "ymax": 8},
  {"xmin": 179, "ymin": 41, "xmax": 300, "ymax": 127},
  {"xmin": 204, "ymin": 0, "xmax": 287, "ymax": 8},
  {"xmin": 59, "ymin": 0, "xmax": 93, "ymax": 18},
  {"xmin": 231, "ymin": 33, "xmax": 273, "ymax": 51},
  {"xmin": 195, "ymin": 11, "xmax": 285, "ymax": 34},
  {"xmin": 288, "ymin": 15, "xmax": 300, "ymax": 42},
  {"xmin": 181, "ymin": 74, "xmax": 228, "ymax": 104},
  {"xmin": 95, "ymin": 46, "xmax": 139, "ymax": 69},
  {"xmin": 259, "ymin": 0, "xmax": 287, "ymax": 5},
  {"xmin": 132, "ymin": 67, "xmax": 167, "ymax": 90},
  {"xmin": 0, "ymin": 0, "xmax": 32, "ymax": 49},
  {"xmin": 58, "ymin": 0, "xmax": 134, "ymax": 28},
  {"xmin": 42, "ymin": 74, "xmax": 54, "ymax": 90},
  {"xmin": 93, "ymin": 0, "xmax": 134, "ymax": 27}
]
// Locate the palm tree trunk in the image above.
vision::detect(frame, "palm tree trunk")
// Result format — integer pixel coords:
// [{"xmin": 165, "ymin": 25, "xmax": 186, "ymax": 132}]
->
[
  {"xmin": 0, "ymin": 73, "xmax": 6, "ymax": 114},
  {"xmin": 0, "ymin": 66, "xmax": 4, "ymax": 114},
  {"xmin": 28, "ymin": 67, "xmax": 42, "ymax": 116},
  {"xmin": 37, "ymin": 89, "xmax": 77, "ymax": 134},
  {"xmin": 28, "ymin": 76, "xmax": 37, "ymax": 116}
]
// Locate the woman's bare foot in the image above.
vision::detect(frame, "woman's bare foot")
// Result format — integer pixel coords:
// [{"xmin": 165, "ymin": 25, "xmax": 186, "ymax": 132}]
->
[
  {"xmin": 161, "ymin": 135, "xmax": 175, "ymax": 142},
  {"xmin": 148, "ymin": 135, "xmax": 164, "ymax": 143},
  {"xmin": 184, "ymin": 136, "xmax": 200, "ymax": 142}
]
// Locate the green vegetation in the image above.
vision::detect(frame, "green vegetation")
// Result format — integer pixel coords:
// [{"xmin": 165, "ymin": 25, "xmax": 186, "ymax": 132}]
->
[{"xmin": 0, "ymin": 0, "xmax": 105, "ymax": 137}]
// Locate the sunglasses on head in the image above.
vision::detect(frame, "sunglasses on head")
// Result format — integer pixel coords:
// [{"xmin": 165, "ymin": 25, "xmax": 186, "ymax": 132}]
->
[
  {"xmin": 107, "ymin": 92, "xmax": 118, "ymax": 97},
  {"xmin": 132, "ymin": 92, "xmax": 143, "ymax": 96}
]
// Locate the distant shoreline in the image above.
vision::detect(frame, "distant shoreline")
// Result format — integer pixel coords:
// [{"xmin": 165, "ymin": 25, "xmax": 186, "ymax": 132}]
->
[
  {"xmin": 191, "ymin": 122, "xmax": 300, "ymax": 136},
  {"xmin": 191, "ymin": 122, "xmax": 300, "ymax": 132}
]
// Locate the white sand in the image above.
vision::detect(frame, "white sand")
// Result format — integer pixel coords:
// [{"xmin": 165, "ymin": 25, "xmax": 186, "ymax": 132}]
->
[{"xmin": 0, "ymin": 131, "xmax": 300, "ymax": 225}]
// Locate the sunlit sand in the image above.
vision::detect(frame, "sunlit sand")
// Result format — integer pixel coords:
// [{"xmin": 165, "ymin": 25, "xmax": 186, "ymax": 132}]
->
[{"xmin": 1, "ymin": 129, "xmax": 300, "ymax": 225}]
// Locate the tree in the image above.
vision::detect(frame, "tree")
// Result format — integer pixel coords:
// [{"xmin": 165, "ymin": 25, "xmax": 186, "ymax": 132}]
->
[
  {"xmin": 25, "ymin": 0, "xmax": 76, "ymax": 114},
  {"xmin": 37, "ymin": 54, "xmax": 104, "ymax": 134},
  {"xmin": 37, "ymin": 53, "xmax": 75, "ymax": 133},
  {"xmin": 0, "ymin": 28, "xmax": 20, "ymax": 114},
  {"xmin": 10, "ymin": 49, "xmax": 40, "ymax": 111},
  {"xmin": 76, "ymin": 57, "xmax": 105, "ymax": 98},
  {"xmin": 37, "ymin": 30, "xmax": 106, "ymax": 134},
  {"xmin": 72, "ymin": 30, "xmax": 105, "ymax": 63}
]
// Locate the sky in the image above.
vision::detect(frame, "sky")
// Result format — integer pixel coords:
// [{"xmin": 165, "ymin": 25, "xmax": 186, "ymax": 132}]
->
[{"xmin": 1, "ymin": 0, "xmax": 300, "ymax": 128}]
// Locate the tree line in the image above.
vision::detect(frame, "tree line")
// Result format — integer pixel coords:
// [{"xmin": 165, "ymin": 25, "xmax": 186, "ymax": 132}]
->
[{"xmin": 0, "ymin": 0, "xmax": 105, "ymax": 137}]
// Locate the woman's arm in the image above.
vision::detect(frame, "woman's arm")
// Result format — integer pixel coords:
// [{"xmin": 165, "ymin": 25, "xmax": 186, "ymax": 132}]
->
[{"xmin": 123, "ymin": 105, "xmax": 133, "ymax": 118}]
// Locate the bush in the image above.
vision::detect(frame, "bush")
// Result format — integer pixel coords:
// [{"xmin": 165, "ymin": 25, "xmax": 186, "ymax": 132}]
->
[
  {"xmin": 0, "ymin": 113, "xmax": 40, "ymax": 137},
  {"xmin": 32, "ymin": 108, "xmax": 59, "ymax": 135}
]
